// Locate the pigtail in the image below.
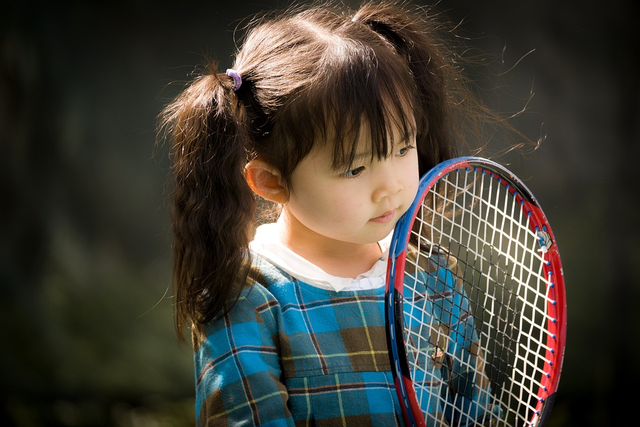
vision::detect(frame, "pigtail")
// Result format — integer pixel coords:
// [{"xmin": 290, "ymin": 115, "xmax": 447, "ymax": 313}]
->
[
  {"xmin": 161, "ymin": 65, "xmax": 255, "ymax": 341},
  {"xmin": 353, "ymin": 3, "xmax": 495, "ymax": 176}
]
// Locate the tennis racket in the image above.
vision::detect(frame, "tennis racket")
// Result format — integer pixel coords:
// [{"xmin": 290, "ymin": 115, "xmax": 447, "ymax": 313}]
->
[{"xmin": 385, "ymin": 157, "xmax": 566, "ymax": 427}]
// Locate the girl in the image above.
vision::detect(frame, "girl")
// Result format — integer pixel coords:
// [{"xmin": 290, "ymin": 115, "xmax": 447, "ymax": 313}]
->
[{"xmin": 162, "ymin": 1, "xmax": 516, "ymax": 425}]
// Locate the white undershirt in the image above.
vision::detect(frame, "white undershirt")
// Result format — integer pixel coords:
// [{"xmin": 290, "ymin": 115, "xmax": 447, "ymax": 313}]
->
[{"xmin": 249, "ymin": 223, "xmax": 391, "ymax": 292}]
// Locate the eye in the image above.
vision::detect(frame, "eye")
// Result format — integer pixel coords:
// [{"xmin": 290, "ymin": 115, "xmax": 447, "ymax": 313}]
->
[
  {"xmin": 342, "ymin": 166, "xmax": 365, "ymax": 178},
  {"xmin": 395, "ymin": 144, "xmax": 415, "ymax": 157}
]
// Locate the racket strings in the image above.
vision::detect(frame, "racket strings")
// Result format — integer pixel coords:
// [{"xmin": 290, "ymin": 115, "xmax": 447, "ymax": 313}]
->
[{"xmin": 403, "ymin": 168, "xmax": 555, "ymax": 426}]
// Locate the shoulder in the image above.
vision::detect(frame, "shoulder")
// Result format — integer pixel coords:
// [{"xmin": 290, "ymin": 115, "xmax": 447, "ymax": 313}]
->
[
  {"xmin": 246, "ymin": 251, "xmax": 294, "ymax": 291},
  {"xmin": 406, "ymin": 243, "xmax": 453, "ymax": 272},
  {"xmin": 192, "ymin": 254, "xmax": 295, "ymax": 425},
  {"xmin": 405, "ymin": 244, "xmax": 464, "ymax": 296},
  {"xmin": 193, "ymin": 253, "xmax": 293, "ymax": 347}
]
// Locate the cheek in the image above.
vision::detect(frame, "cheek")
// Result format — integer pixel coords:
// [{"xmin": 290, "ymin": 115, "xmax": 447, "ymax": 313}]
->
[
  {"xmin": 306, "ymin": 189, "xmax": 365, "ymax": 226},
  {"xmin": 395, "ymin": 158, "xmax": 420, "ymax": 213},
  {"xmin": 320, "ymin": 191, "xmax": 360, "ymax": 219},
  {"xmin": 405, "ymin": 158, "xmax": 420, "ymax": 197},
  {"xmin": 408, "ymin": 172, "xmax": 420, "ymax": 200},
  {"xmin": 333, "ymin": 198, "xmax": 365, "ymax": 223}
]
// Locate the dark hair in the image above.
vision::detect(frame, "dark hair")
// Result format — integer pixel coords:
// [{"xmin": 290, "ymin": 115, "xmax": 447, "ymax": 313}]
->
[{"xmin": 161, "ymin": 1, "xmax": 516, "ymax": 340}]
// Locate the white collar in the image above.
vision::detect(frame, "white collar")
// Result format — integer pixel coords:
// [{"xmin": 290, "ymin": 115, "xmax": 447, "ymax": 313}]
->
[{"xmin": 249, "ymin": 223, "xmax": 390, "ymax": 292}]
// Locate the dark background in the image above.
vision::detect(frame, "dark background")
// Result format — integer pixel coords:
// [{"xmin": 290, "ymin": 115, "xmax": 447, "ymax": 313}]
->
[{"xmin": 2, "ymin": 0, "xmax": 638, "ymax": 425}]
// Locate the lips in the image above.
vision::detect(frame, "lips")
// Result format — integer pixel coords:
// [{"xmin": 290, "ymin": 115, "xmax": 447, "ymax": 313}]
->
[{"xmin": 370, "ymin": 209, "xmax": 396, "ymax": 223}]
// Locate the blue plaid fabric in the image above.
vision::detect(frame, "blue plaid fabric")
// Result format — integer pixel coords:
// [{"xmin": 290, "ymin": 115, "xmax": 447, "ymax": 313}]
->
[{"xmin": 193, "ymin": 251, "xmax": 500, "ymax": 426}]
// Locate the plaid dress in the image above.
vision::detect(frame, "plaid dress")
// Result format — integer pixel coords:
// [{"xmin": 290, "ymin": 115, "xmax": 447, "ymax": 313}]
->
[{"xmin": 193, "ymin": 252, "xmax": 498, "ymax": 426}]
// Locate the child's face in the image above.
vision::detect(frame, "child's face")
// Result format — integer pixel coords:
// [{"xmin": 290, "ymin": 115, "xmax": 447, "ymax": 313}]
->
[{"xmin": 283, "ymin": 124, "xmax": 420, "ymax": 249}]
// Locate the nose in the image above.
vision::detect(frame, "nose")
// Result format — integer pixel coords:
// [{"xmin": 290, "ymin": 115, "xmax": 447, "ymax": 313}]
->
[{"xmin": 372, "ymin": 162, "xmax": 403, "ymax": 204}]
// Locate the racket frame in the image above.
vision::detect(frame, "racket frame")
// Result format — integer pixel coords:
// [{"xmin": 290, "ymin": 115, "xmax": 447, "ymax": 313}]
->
[{"xmin": 385, "ymin": 157, "xmax": 566, "ymax": 427}]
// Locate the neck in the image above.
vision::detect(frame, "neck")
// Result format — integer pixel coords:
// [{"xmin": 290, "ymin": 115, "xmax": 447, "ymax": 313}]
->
[{"xmin": 276, "ymin": 211, "xmax": 382, "ymax": 279}]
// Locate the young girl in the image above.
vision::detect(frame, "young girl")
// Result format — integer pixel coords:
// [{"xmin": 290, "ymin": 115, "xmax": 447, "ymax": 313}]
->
[{"xmin": 162, "ymin": 1, "xmax": 516, "ymax": 425}]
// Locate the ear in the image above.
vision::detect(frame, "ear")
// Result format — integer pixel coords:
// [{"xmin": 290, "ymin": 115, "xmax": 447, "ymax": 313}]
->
[{"xmin": 245, "ymin": 159, "xmax": 288, "ymax": 204}]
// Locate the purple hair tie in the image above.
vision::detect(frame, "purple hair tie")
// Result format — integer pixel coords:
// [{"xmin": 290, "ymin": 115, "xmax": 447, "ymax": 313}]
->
[{"xmin": 226, "ymin": 69, "xmax": 242, "ymax": 91}]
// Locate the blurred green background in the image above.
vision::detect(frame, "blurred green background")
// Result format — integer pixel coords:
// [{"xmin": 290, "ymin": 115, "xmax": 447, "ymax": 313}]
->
[{"xmin": 1, "ymin": 0, "xmax": 637, "ymax": 425}]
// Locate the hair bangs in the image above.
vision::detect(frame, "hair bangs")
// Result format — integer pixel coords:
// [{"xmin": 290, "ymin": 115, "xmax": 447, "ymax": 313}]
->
[
  {"xmin": 323, "ymin": 46, "xmax": 416, "ymax": 172},
  {"xmin": 326, "ymin": 68, "xmax": 417, "ymax": 172},
  {"xmin": 276, "ymin": 34, "xmax": 418, "ymax": 175}
]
